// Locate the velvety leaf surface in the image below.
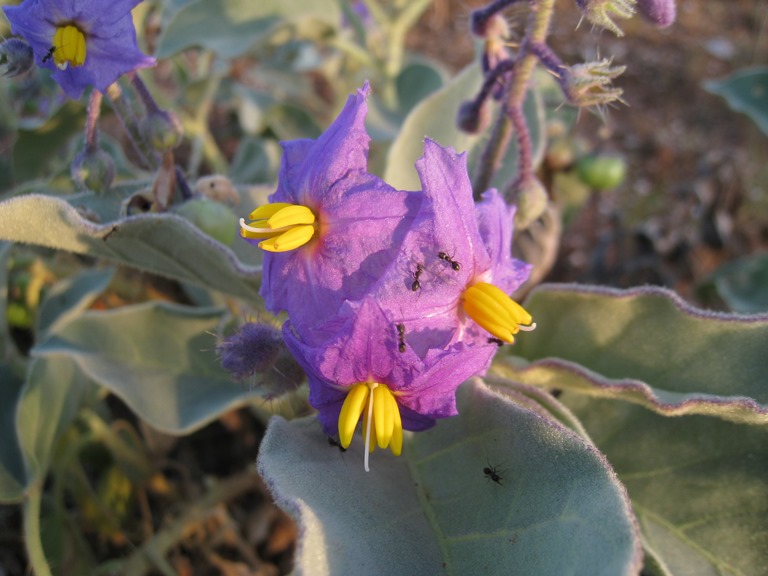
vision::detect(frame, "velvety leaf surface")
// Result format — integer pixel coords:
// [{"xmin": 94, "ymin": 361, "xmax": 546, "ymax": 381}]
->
[
  {"xmin": 156, "ymin": 0, "xmax": 341, "ymax": 59},
  {"xmin": 0, "ymin": 363, "xmax": 26, "ymax": 501},
  {"xmin": 0, "ymin": 193, "xmax": 261, "ymax": 300},
  {"xmin": 562, "ymin": 393, "xmax": 768, "ymax": 576},
  {"xmin": 384, "ymin": 64, "xmax": 544, "ymax": 192},
  {"xmin": 704, "ymin": 67, "xmax": 768, "ymax": 136},
  {"xmin": 33, "ymin": 302, "xmax": 263, "ymax": 434},
  {"xmin": 258, "ymin": 378, "xmax": 641, "ymax": 576},
  {"xmin": 706, "ymin": 253, "xmax": 768, "ymax": 314},
  {"xmin": 504, "ymin": 284, "xmax": 768, "ymax": 424}
]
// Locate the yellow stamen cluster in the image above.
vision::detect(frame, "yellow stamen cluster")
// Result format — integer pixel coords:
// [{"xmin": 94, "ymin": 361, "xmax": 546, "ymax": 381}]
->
[
  {"xmin": 239, "ymin": 203, "xmax": 316, "ymax": 253},
  {"xmin": 53, "ymin": 25, "xmax": 86, "ymax": 70},
  {"xmin": 462, "ymin": 282, "xmax": 536, "ymax": 343},
  {"xmin": 338, "ymin": 382, "xmax": 403, "ymax": 471}
]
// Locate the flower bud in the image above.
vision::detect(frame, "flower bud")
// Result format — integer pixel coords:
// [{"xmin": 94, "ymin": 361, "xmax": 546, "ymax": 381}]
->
[
  {"xmin": 576, "ymin": 153, "xmax": 627, "ymax": 191},
  {"xmin": 71, "ymin": 146, "xmax": 115, "ymax": 193},
  {"xmin": 141, "ymin": 109, "xmax": 183, "ymax": 151},
  {"xmin": 636, "ymin": 0, "xmax": 675, "ymax": 27},
  {"xmin": 457, "ymin": 99, "xmax": 491, "ymax": 134},
  {"xmin": 174, "ymin": 198, "xmax": 238, "ymax": 246},
  {"xmin": 562, "ymin": 59, "xmax": 626, "ymax": 107},
  {"xmin": 0, "ymin": 37, "xmax": 34, "ymax": 78},
  {"xmin": 575, "ymin": 0, "xmax": 636, "ymax": 37},
  {"xmin": 513, "ymin": 177, "xmax": 549, "ymax": 231}
]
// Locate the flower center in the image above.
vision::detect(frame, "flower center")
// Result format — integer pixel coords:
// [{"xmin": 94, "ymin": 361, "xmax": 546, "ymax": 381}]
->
[
  {"xmin": 239, "ymin": 202, "xmax": 317, "ymax": 253},
  {"xmin": 461, "ymin": 281, "xmax": 536, "ymax": 343},
  {"xmin": 52, "ymin": 25, "xmax": 86, "ymax": 70},
  {"xmin": 338, "ymin": 382, "xmax": 403, "ymax": 471}
]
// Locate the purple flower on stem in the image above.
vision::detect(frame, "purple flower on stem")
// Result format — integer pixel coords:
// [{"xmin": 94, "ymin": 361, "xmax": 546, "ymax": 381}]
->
[
  {"xmin": 3, "ymin": 0, "xmax": 155, "ymax": 99},
  {"xmin": 283, "ymin": 298, "xmax": 495, "ymax": 470},
  {"xmin": 372, "ymin": 139, "xmax": 535, "ymax": 356},
  {"xmin": 240, "ymin": 83, "xmax": 421, "ymax": 341}
]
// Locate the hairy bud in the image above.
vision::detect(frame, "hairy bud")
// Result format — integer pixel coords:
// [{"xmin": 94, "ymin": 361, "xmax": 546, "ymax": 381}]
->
[
  {"xmin": 575, "ymin": 0, "xmax": 636, "ymax": 37},
  {"xmin": 141, "ymin": 109, "xmax": 183, "ymax": 151},
  {"xmin": 71, "ymin": 147, "xmax": 115, "ymax": 193},
  {"xmin": 636, "ymin": 0, "xmax": 675, "ymax": 27},
  {"xmin": 562, "ymin": 59, "xmax": 626, "ymax": 107},
  {"xmin": 457, "ymin": 99, "xmax": 491, "ymax": 134},
  {"xmin": 513, "ymin": 177, "xmax": 549, "ymax": 231},
  {"xmin": 0, "ymin": 37, "xmax": 34, "ymax": 78},
  {"xmin": 174, "ymin": 198, "xmax": 237, "ymax": 246}
]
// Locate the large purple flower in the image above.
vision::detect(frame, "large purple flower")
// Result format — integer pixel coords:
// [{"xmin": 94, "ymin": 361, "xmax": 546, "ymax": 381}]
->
[
  {"xmin": 372, "ymin": 139, "xmax": 534, "ymax": 355},
  {"xmin": 241, "ymin": 84, "xmax": 421, "ymax": 342},
  {"xmin": 283, "ymin": 297, "xmax": 494, "ymax": 470},
  {"xmin": 3, "ymin": 0, "xmax": 155, "ymax": 99}
]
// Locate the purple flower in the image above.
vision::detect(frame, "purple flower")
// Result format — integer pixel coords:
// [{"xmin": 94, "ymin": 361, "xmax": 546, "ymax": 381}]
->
[
  {"xmin": 371, "ymin": 139, "xmax": 534, "ymax": 357},
  {"xmin": 283, "ymin": 298, "xmax": 495, "ymax": 470},
  {"xmin": 240, "ymin": 83, "xmax": 421, "ymax": 342},
  {"xmin": 636, "ymin": 0, "xmax": 676, "ymax": 27},
  {"xmin": 3, "ymin": 0, "xmax": 156, "ymax": 99}
]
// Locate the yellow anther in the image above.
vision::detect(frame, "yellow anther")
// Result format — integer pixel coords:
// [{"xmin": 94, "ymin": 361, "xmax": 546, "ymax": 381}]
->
[
  {"xmin": 258, "ymin": 224, "xmax": 315, "ymax": 252},
  {"xmin": 248, "ymin": 202, "xmax": 294, "ymax": 221},
  {"xmin": 266, "ymin": 204, "xmax": 315, "ymax": 229},
  {"xmin": 339, "ymin": 383, "xmax": 369, "ymax": 449},
  {"xmin": 52, "ymin": 25, "xmax": 86, "ymax": 70},
  {"xmin": 462, "ymin": 282, "xmax": 535, "ymax": 344},
  {"xmin": 373, "ymin": 386, "xmax": 394, "ymax": 449}
]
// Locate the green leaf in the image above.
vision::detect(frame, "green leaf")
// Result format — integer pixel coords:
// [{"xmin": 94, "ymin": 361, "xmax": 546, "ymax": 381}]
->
[
  {"xmin": 156, "ymin": 0, "xmax": 341, "ymax": 59},
  {"xmin": 0, "ymin": 193, "xmax": 262, "ymax": 300},
  {"xmin": 502, "ymin": 284, "xmax": 768, "ymax": 424},
  {"xmin": 35, "ymin": 268, "xmax": 115, "ymax": 338},
  {"xmin": 706, "ymin": 253, "xmax": 768, "ymax": 314},
  {"xmin": 704, "ymin": 67, "xmax": 768, "ymax": 136},
  {"xmin": 34, "ymin": 302, "xmax": 265, "ymax": 434},
  {"xmin": 0, "ymin": 363, "xmax": 26, "ymax": 502},
  {"xmin": 395, "ymin": 60, "xmax": 446, "ymax": 116},
  {"xmin": 258, "ymin": 378, "xmax": 642, "ymax": 575},
  {"xmin": 562, "ymin": 393, "xmax": 768, "ymax": 576},
  {"xmin": 384, "ymin": 64, "xmax": 545, "ymax": 192}
]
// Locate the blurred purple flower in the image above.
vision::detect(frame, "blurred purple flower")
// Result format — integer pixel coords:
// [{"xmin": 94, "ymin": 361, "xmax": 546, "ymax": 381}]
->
[
  {"xmin": 3, "ymin": 0, "xmax": 155, "ymax": 99},
  {"xmin": 241, "ymin": 83, "xmax": 421, "ymax": 342},
  {"xmin": 283, "ymin": 298, "xmax": 494, "ymax": 469},
  {"xmin": 636, "ymin": 0, "xmax": 676, "ymax": 27}
]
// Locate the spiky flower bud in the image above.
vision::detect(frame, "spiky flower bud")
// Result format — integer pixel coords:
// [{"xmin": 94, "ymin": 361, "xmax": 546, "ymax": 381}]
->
[
  {"xmin": 457, "ymin": 99, "xmax": 491, "ymax": 134},
  {"xmin": 636, "ymin": 0, "xmax": 675, "ymax": 27},
  {"xmin": 141, "ymin": 109, "xmax": 183, "ymax": 151},
  {"xmin": 71, "ymin": 146, "xmax": 115, "ymax": 193},
  {"xmin": 513, "ymin": 176, "xmax": 549, "ymax": 231},
  {"xmin": 562, "ymin": 59, "xmax": 626, "ymax": 107},
  {"xmin": 575, "ymin": 0, "xmax": 636, "ymax": 37},
  {"xmin": 0, "ymin": 37, "xmax": 34, "ymax": 78}
]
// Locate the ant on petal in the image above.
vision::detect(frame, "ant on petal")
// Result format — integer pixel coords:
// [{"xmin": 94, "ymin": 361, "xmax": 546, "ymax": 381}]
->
[{"xmin": 438, "ymin": 251, "xmax": 461, "ymax": 271}]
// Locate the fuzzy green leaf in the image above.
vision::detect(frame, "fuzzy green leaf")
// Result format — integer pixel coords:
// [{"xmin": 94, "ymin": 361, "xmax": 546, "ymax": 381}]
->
[
  {"xmin": 0, "ymin": 193, "xmax": 261, "ymax": 300},
  {"xmin": 258, "ymin": 378, "xmax": 641, "ymax": 575},
  {"xmin": 562, "ymin": 393, "xmax": 768, "ymax": 576},
  {"xmin": 704, "ymin": 68, "xmax": 768, "ymax": 136},
  {"xmin": 502, "ymin": 284, "xmax": 768, "ymax": 424},
  {"xmin": 0, "ymin": 363, "xmax": 26, "ymax": 502}
]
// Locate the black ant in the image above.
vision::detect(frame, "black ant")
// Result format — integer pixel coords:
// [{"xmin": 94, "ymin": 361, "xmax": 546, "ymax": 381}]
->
[
  {"xmin": 327, "ymin": 437, "xmax": 347, "ymax": 452},
  {"xmin": 41, "ymin": 46, "xmax": 56, "ymax": 63},
  {"xmin": 484, "ymin": 463, "xmax": 504, "ymax": 486},
  {"xmin": 395, "ymin": 322, "xmax": 406, "ymax": 353},
  {"xmin": 438, "ymin": 251, "xmax": 461, "ymax": 271},
  {"xmin": 488, "ymin": 337, "xmax": 505, "ymax": 347},
  {"xmin": 411, "ymin": 263, "xmax": 424, "ymax": 291}
]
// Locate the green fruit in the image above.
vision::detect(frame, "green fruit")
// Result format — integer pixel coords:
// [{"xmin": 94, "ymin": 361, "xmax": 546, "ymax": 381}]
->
[
  {"xmin": 175, "ymin": 199, "xmax": 237, "ymax": 246},
  {"xmin": 576, "ymin": 154, "xmax": 627, "ymax": 191}
]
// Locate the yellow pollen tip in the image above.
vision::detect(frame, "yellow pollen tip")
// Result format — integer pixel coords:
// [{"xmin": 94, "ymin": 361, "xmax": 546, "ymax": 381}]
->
[
  {"xmin": 53, "ymin": 25, "xmax": 86, "ymax": 69},
  {"xmin": 240, "ymin": 203, "xmax": 317, "ymax": 252},
  {"xmin": 462, "ymin": 282, "xmax": 535, "ymax": 343},
  {"xmin": 337, "ymin": 382, "xmax": 404, "ymax": 468}
]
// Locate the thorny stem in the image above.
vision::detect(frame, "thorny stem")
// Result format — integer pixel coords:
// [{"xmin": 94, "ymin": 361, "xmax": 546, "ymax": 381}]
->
[
  {"xmin": 105, "ymin": 82, "xmax": 158, "ymax": 170},
  {"xmin": 507, "ymin": 104, "xmax": 533, "ymax": 193},
  {"xmin": 84, "ymin": 90, "xmax": 103, "ymax": 150},
  {"xmin": 472, "ymin": 0, "xmax": 556, "ymax": 196},
  {"xmin": 128, "ymin": 71, "xmax": 161, "ymax": 115}
]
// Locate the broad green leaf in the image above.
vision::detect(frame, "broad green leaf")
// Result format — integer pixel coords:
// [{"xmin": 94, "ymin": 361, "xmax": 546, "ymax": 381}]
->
[
  {"xmin": 17, "ymin": 356, "xmax": 91, "ymax": 490},
  {"xmin": 258, "ymin": 378, "xmax": 641, "ymax": 576},
  {"xmin": 265, "ymin": 103, "xmax": 322, "ymax": 141},
  {"xmin": 34, "ymin": 302, "xmax": 265, "ymax": 434},
  {"xmin": 229, "ymin": 136, "xmax": 281, "ymax": 184},
  {"xmin": 706, "ymin": 253, "xmax": 768, "ymax": 314},
  {"xmin": 384, "ymin": 64, "xmax": 545, "ymax": 192},
  {"xmin": 35, "ymin": 268, "xmax": 115, "ymax": 337},
  {"xmin": 562, "ymin": 393, "xmax": 768, "ymax": 576},
  {"xmin": 501, "ymin": 284, "xmax": 768, "ymax": 424},
  {"xmin": 704, "ymin": 68, "xmax": 768, "ymax": 136},
  {"xmin": 0, "ymin": 363, "xmax": 26, "ymax": 501},
  {"xmin": 0, "ymin": 193, "xmax": 261, "ymax": 300},
  {"xmin": 396, "ymin": 60, "xmax": 446, "ymax": 116},
  {"xmin": 156, "ymin": 0, "xmax": 341, "ymax": 59}
]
